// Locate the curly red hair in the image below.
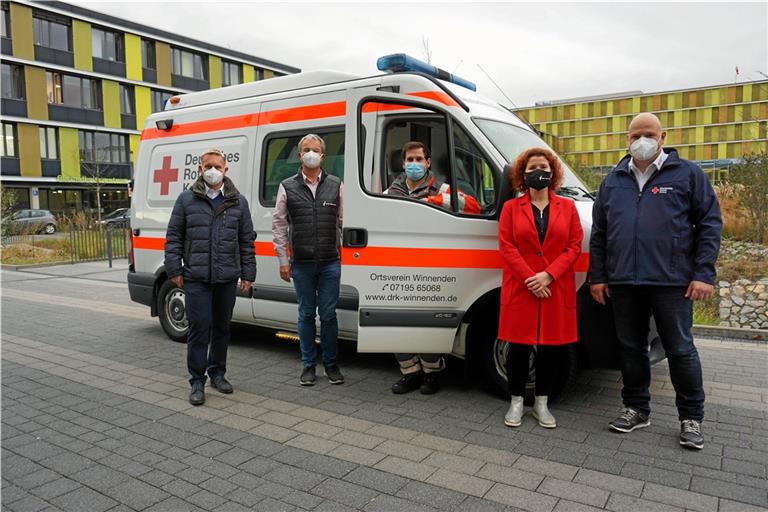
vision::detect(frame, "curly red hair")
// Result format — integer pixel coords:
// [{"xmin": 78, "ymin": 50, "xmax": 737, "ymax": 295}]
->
[{"xmin": 509, "ymin": 147, "xmax": 564, "ymax": 192}]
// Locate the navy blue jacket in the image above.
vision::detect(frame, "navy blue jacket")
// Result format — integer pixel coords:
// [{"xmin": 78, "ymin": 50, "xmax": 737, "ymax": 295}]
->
[
  {"xmin": 164, "ymin": 177, "xmax": 256, "ymax": 284},
  {"xmin": 589, "ymin": 149, "xmax": 721, "ymax": 286}
]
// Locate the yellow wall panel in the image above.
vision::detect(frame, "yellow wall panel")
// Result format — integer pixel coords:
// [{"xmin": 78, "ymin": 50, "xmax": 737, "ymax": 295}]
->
[
  {"xmin": 743, "ymin": 84, "xmax": 752, "ymax": 102},
  {"xmin": 125, "ymin": 33, "xmax": 142, "ymax": 80},
  {"xmin": 135, "ymin": 86, "xmax": 152, "ymax": 131},
  {"xmin": 631, "ymin": 97, "xmax": 640, "ymax": 113},
  {"xmin": 72, "ymin": 20, "xmax": 93, "ymax": 71},
  {"xmin": 209, "ymin": 55, "xmax": 222, "ymax": 89},
  {"xmin": 264, "ymin": 69, "xmax": 274, "ymax": 79},
  {"xmin": 102, "ymin": 80, "xmax": 121, "ymax": 128},
  {"xmin": 24, "ymin": 66, "xmax": 48, "ymax": 120},
  {"xmin": 702, "ymin": 108, "xmax": 712, "ymax": 125},
  {"xmin": 243, "ymin": 64, "xmax": 255, "ymax": 83},
  {"xmin": 10, "ymin": 3, "xmax": 33, "ymax": 59},
  {"xmin": 17, "ymin": 123, "xmax": 41, "ymax": 177},
  {"xmin": 156, "ymin": 42, "xmax": 172, "ymax": 86},
  {"xmin": 129, "ymin": 134, "xmax": 140, "ymax": 165},
  {"xmin": 59, "ymin": 128, "xmax": 80, "ymax": 178}
]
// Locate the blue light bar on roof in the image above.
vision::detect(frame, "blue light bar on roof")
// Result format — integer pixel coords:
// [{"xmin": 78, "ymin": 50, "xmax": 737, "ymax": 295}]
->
[{"xmin": 377, "ymin": 53, "xmax": 477, "ymax": 92}]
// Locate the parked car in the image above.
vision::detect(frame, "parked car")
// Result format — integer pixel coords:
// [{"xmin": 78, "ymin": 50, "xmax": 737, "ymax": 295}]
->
[
  {"xmin": 99, "ymin": 208, "xmax": 131, "ymax": 228},
  {"xmin": 4, "ymin": 209, "xmax": 58, "ymax": 234}
]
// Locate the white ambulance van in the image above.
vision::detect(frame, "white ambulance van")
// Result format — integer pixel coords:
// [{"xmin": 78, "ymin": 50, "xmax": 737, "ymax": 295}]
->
[{"xmin": 128, "ymin": 54, "xmax": 661, "ymax": 398}]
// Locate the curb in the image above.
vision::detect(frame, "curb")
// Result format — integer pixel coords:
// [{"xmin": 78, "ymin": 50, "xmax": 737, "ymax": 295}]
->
[
  {"xmin": 692, "ymin": 324, "xmax": 766, "ymax": 342},
  {"xmin": 2, "ymin": 261, "xmax": 76, "ymax": 271}
]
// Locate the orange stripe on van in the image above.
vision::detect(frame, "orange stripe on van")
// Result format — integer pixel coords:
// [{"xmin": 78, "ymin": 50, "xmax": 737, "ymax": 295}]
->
[
  {"xmin": 135, "ymin": 236, "xmax": 590, "ymax": 272},
  {"xmin": 140, "ymin": 91, "xmax": 458, "ymax": 141}
]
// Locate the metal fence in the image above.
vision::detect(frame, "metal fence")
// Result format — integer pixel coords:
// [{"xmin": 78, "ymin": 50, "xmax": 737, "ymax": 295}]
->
[{"xmin": 1, "ymin": 226, "xmax": 131, "ymax": 267}]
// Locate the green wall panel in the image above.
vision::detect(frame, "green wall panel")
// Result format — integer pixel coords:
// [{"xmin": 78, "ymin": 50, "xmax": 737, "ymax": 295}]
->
[
  {"xmin": 17, "ymin": 123, "xmax": 41, "ymax": 177},
  {"xmin": 10, "ymin": 3, "xmax": 33, "ymax": 59},
  {"xmin": 102, "ymin": 80, "xmax": 121, "ymax": 128},
  {"xmin": 125, "ymin": 33, "xmax": 142, "ymax": 80},
  {"xmin": 24, "ymin": 66, "xmax": 48, "ymax": 120},
  {"xmin": 59, "ymin": 128, "xmax": 80, "ymax": 179},
  {"xmin": 72, "ymin": 19, "xmax": 93, "ymax": 71}
]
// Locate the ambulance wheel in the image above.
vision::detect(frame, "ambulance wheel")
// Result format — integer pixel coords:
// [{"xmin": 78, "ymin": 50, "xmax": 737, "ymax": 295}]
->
[
  {"xmin": 158, "ymin": 279, "xmax": 188, "ymax": 343},
  {"xmin": 478, "ymin": 322, "xmax": 579, "ymax": 404}
]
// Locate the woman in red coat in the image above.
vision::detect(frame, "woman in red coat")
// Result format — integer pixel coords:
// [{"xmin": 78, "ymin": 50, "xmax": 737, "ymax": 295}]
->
[{"xmin": 498, "ymin": 147, "xmax": 583, "ymax": 429}]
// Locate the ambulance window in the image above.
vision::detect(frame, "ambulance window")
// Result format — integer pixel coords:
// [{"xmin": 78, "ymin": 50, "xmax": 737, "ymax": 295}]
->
[
  {"xmin": 261, "ymin": 129, "xmax": 344, "ymax": 206},
  {"xmin": 364, "ymin": 100, "xmax": 494, "ymax": 216}
]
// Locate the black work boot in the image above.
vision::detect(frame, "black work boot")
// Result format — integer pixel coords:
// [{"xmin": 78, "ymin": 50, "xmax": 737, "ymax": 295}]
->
[
  {"xmin": 391, "ymin": 372, "xmax": 421, "ymax": 394},
  {"xmin": 420, "ymin": 372, "xmax": 439, "ymax": 395},
  {"xmin": 189, "ymin": 381, "xmax": 205, "ymax": 406}
]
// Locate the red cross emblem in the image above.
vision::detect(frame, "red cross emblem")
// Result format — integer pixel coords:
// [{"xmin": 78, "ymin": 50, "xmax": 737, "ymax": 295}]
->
[
  {"xmin": 153, "ymin": 156, "xmax": 179, "ymax": 196},
  {"xmin": 651, "ymin": 186, "xmax": 660, "ymax": 194}
]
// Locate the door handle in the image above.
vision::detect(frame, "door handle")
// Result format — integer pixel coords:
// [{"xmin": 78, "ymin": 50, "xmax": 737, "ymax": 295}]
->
[{"xmin": 343, "ymin": 227, "xmax": 368, "ymax": 248}]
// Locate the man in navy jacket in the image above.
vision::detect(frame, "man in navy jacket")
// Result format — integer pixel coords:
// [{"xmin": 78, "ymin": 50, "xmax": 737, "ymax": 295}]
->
[{"xmin": 590, "ymin": 113, "xmax": 722, "ymax": 450}]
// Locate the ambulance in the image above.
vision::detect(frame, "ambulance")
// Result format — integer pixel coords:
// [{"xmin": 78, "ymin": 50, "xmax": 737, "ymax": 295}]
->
[{"xmin": 127, "ymin": 54, "xmax": 662, "ymax": 399}]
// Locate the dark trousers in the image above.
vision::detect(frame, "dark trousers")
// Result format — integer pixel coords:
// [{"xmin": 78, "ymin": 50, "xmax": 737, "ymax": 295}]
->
[
  {"xmin": 291, "ymin": 260, "xmax": 341, "ymax": 368},
  {"xmin": 506, "ymin": 344, "xmax": 566, "ymax": 397},
  {"xmin": 395, "ymin": 353, "xmax": 444, "ymax": 374},
  {"xmin": 610, "ymin": 285, "xmax": 704, "ymax": 421},
  {"xmin": 185, "ymin": 280, "xmax": 237, "ymax": 386}
]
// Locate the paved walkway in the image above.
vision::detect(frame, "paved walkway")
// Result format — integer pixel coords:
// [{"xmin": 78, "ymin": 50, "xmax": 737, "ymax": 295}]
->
[{"xmin": 2, "ymin": 262, "xmax": 767, "ymax": 511}]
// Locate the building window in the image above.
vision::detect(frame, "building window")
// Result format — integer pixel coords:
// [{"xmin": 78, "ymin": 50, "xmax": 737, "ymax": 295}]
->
[
  {"xmin": 1, "ymin": 63, "xmax": 25, "ymax": 99},
  {"xmin": 150, "ymin": 89, "xmax": 174, "ymax": 113},
  {"xmin": 141, "ymin": 38, "xmax": 155, "ymax": 69},
  {"xmin": 171, "ymin": 47, "xmax": 206, "ymax": 80},
  {"xmin": 254, "ymin": 67, "xmax": 264, "ymax": 81},
  {"xmin": 33, "ymin": 14, "xmax": 71, "ymax": 51},
  {"xmin": 1, "ymin": 4, "xmax": 9, "ymax": 39},
  {"xmin": 1, "ymin": 122, "xmax": 16, "ymax": 157},
  {"xmin": 39, "ymin": 126, "xmax": 58, "ymax": 160},
  {"xmin": 46, "ymin": 72, "xmax": 102, "ymax": 110},
  {"xmin": 119, "ymin": 84, "xmax": 134, "ymax": 115},
  {"xmin": 222, "ymin": 60, "xmax": 241, "ymax": 86},
  {"xmin": 79, "ymin": 130, "xmax": 129, "ymax": 164},
  {"xmin": 92, "ymin": 27, "xmax": 124, "ymax": 62}
]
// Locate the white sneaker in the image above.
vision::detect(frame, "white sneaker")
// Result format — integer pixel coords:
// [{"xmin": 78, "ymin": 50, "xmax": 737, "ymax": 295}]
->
[
  {"xmin": 504, "ymin": 395, "xmax": 524, "ymax": 427},
  {"xmin": 533, "ymin": 396, "xmax": 556, "ymax": 428}
]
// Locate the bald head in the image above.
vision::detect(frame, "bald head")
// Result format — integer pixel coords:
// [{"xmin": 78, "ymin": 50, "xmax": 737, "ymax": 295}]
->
[{"xmin": 627, "ymin": 112, "xmax": 666, "ymax": 163}]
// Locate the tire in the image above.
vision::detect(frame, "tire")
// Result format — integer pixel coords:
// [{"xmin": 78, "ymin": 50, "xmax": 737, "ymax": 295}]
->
[
  {"xmin": 157, "ymin": 279, "xmax": 188, "ymax": 343},
  {"xmin": 43, "ymin": 223, "xmax": 56, "ymax": 234},
  {"xmin": 475, "ymin": 316, "xmax": 580, "ymax": 404}
]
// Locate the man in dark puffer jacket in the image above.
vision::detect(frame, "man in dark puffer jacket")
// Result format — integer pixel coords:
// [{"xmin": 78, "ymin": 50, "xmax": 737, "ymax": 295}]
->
[{"xmin": 165, "ymin": 148, "xmax": 256, "ymax": 406}]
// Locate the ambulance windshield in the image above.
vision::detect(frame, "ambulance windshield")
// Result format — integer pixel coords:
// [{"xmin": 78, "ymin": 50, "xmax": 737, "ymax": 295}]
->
[{"xmin": 473, "ymin": 118, "xmax": 594, "ymax": 200}]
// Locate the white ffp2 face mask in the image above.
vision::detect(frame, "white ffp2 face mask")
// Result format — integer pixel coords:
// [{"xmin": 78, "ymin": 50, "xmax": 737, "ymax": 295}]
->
[
  {"xmin": 203, "ymin": 168, "xmax": 223, "ymax": 185},
  {"xmin": 630, "ymin": 136, "xmax": 660, "ymax": 161},
  {"xmin": 301, "ymin": 151, "xmax": 322, "ymax": 169}
]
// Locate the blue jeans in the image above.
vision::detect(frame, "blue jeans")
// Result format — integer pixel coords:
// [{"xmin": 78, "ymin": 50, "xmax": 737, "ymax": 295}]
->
[
  {"xmin": 291, "ymin": 260, "xmax": 341, "ymax": 368},
  {"xmin": 184, "ymin": 280, "xmax": 237, "ymax": 386},
  {"xmin": 610, "ymin": 285, "xmax": 705, "ymax": 421}
]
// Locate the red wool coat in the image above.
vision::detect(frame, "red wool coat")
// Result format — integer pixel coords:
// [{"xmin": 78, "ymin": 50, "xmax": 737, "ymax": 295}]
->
[{"xmin": 498, "ymin": 191, "xmax": 583, "ymax": 345}]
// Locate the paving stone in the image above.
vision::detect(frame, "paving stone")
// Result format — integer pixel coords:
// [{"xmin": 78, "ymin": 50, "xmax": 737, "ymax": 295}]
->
[
  {"xmin": 363, "ymin": 494, "xmax": 438, "ymax": 512},
  {"xmin": 29, "ymin": 477, "xmax": 82, "ymax": 500},
  {"xmin": 373, "ymin": 456, "xmax": 436, "ymax": 482},
  {"xmin": 263, "ymin": 463, "xmax": 326, "ymax": 490},
  {"xmin": 552, "ymin": 500, "xmax": 604, "ymax": 512},
  {"xmin": 537, "ymin": 478, "xmax": 609, "ymax": 508},
  {"xmin": 311, "ymin": 479, "xmax": 379, "ymax": 509},
  {"xmin": 721, "ymin": 457, "xmax": 766, "ymax": 478},
  {"xmin": 605, "ymin": 493, "xmax": 684, "ymax": 512},
  {"xmin": 395, "ymin": 480, "xmax": 468, "ymax": 510},
  {"xmin": 12, "ymin": 468, "xmax": 60, "ymax": 490},
  {"xmin": 425, "ymin": 468, "xmax": 493, "ymax": 497},
  {"xmin": 328, "ymin": 444, "xmax": 386, "ymax": 466},
  {"xmin": 512, "ymin": 455, "xmax": 578, "ymax": 481},
  {"xmin": 620, "ymin": 462, "xmax": 691, "ymax": 490},
  {"xmin": 375, "ymin": 439, "xmax": 433, "ymax": 462},
  {"xmin": 342, "ymin": 466, "xmax": 410, "ymax": 495},
  {"xmin": 718, "ymin": 499, "xmax": 768, "ymax": 512},
  {"xmin": 477, "ymin": 464, "xmax": 544, "ymax": 490},
  {"xmin": 282, "ymin": 489, "xmax": 325, "ymax": 510},
  {"xmin": 105, "ymin": 479, "xmax": 170, "ymax": 510},
  {"xmin": 272, "ymin": 447, "xmax": 357, "ymax": 478},
  {"xmin": 459, "ymin": 445, "xmax": 519, "ymax": 467},
  {"xmin": 572, "ymin": 468, "xmax": 644, "ymax": 497},
  {"xmin": 51, "ymin": 486, "xmax": 118, "ymax": 512},
  {"xmin": 4, "ymin": 494, "xmax": 52, "ymax": 512},
  {"xmin": 199, "ymin": 476, "xmax": 239, "ymax": 496},
  {"xmin": 640, "ymin": 482, "xmax": 718, "ymax": 512},
  {"xmin": 186, "ymin": 489, "xmax": 228, "ymax": 510},
  {"xmin": 285, "ymin": 434, "xmax": 340, "ymax": 455},
  {"xmin": 689, "ymin": 476, "xmax": 768, "ymax": 508},
  {"xmin": 484, "ymin": 482, "xmax": 558, "ymax": 512},
  {"xmin": 330, "ymin": 430, "xmax": 385, "ymax": 449},
  {"xmin": 422, "ymin": 451, "xmax": 485, "ymax": 475}
]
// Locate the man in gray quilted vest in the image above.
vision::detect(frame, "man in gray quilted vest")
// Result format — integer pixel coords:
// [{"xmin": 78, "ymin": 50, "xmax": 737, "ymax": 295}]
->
[
  {"xmin": 272, "ymin": 134, "xmax": 345, "ymax": 386},
  {"xmin": 165, "ymin": 148, "xmax": 256, "ymax": 406}
]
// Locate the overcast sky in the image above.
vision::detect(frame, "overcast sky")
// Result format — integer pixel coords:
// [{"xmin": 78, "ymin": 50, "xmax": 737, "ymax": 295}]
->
[{"xmin": 74, "ymin": 1, "xmax": 767, "ymax": 108}]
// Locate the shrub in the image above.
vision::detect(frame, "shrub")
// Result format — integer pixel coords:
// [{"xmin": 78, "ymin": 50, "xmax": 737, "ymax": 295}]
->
[{"xmin": 725, "ymin": 152, "xmax": 768, "ymax": 243}]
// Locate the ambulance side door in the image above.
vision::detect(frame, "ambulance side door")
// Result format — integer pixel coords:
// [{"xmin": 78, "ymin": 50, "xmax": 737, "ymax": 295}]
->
[{"xmin": 343, "ymin": 91, "xmax": 500, "ymax": 353}]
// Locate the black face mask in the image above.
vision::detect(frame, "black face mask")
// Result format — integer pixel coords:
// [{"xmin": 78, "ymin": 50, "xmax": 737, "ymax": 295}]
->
[{"xmin": 524, "ymin": 169, "xmax": 552, "ymax": 190}]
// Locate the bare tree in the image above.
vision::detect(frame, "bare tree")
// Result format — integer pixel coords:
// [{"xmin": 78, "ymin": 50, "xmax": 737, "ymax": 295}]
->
[
  {"xmin": 421, "ymin": 36, "xmax": 432, "ymax": 64},
  {"xmin": 78, "ymin": 145, "xmax": 120, "ymax": 225}
]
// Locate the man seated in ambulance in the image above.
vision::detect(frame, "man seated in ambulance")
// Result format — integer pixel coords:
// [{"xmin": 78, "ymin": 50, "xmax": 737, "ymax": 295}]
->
[{"xmin": 384, "ymin": 141, "xmax": 480, "ymax": 214}]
